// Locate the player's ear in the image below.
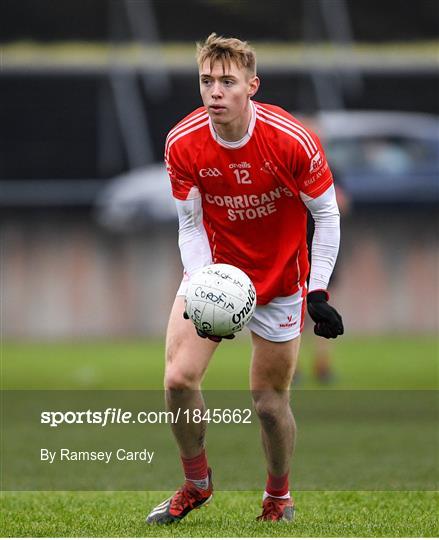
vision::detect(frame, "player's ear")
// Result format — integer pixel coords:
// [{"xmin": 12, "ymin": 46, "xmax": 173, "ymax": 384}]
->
[{"xmin": 248, "ymin": 76, "xmax": 260, "ymax": 98}]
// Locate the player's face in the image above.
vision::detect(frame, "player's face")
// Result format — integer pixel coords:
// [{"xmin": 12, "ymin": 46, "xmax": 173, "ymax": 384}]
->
[{"xmin": 199, "ymin": 60, "xmax": 259, "ymax": 126}]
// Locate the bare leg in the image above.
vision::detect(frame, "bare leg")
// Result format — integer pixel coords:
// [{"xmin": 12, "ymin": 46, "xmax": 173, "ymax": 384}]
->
[
  {"xmin": 250, "ymin": 333, "xmax": 301, "ymax": 476},
  {"xmin": 164, "ymin": 296, "xmax": 219, "ymax": 458},
  {"xmin": 146, "ymin": 297, "xmax": 217, "ymax": 524}
]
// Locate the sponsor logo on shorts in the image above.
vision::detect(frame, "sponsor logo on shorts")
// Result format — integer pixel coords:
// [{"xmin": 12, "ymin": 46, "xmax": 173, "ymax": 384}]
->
[{"xmin": 279, "ymin": 314, "xmax": 297, "ymax": 328}]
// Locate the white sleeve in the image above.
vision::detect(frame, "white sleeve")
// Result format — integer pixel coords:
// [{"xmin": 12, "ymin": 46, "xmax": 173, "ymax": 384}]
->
[
  {"xmin": 175, "ymin": 187, "xmax": 212, "ymax": 277},
  {"xmin": 300, "ymin": 184, "xmax": 340, "ymax": 292}
]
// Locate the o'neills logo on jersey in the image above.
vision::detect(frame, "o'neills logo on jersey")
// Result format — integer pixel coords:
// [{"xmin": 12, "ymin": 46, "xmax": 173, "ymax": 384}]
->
[
  {"xmin": 229, "ymin": 162, "xmax": 251, "ymax": 169},
  {"xmin": 199, "ymin": 168, "xmax": 222, "ymax": 177},
  {"xmin": 231, "ymin": 286, "xmax": 256, "ymax": 325},
  {"xmin": 309, "ymin": 151, "xmax": 323, "ymax": 173}
]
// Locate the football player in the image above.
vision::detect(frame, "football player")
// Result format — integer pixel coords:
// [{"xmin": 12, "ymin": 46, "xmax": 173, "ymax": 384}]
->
[{"xmin": 147, "ymin": 33, "xmax": 343, "ymax": 525}]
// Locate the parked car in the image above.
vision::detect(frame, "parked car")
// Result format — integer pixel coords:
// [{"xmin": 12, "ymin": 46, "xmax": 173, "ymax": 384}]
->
[
  {"xmin": 96, "ymin": 163, "xmax": 175, "ymax": 231},
  {"xmin": 96, "ymin": 111, "xmax": 439, "ymax": 231},
  {"xmin": 301, "ymin": 111, "xmax": 439, "ymax": 203}
]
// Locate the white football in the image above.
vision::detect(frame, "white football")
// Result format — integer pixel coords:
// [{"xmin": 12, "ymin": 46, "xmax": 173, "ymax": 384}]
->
[{"xmin": 185, "ymin": 264, "xmax": 257, "ymax": 337}]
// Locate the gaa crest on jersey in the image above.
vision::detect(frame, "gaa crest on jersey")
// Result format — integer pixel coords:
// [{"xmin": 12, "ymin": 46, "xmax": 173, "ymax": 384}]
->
[
  {"xmin": 199, "ymin": 168, "xmax": 223, "ymax": 177},
  {"xmin": 309, "ymin": 151, "xmax": 323, "ymax": 173}
]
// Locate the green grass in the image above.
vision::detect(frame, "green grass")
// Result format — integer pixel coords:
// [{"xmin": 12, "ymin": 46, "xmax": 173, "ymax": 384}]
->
[
  {"xmin": 2, "ymin": 335, "xmax": 438, "ymax": 390},
  {"xmin": 1, "ymin": 336, "xmax": 438, "ymax": 536},
  {"xmin": 1, "ymin": 491, "xmax": 438, "ymax": 537}
]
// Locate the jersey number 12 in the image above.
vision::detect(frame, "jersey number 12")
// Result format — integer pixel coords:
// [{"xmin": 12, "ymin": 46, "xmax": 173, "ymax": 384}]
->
[{"xmin": 233, "ymin": 169, "xmax": 252, "ymax": 184}]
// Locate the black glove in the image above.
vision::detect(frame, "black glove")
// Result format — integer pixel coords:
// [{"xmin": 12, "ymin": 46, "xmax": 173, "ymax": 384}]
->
[
  {"xmin": 183, "ymin": 311, "xmax": 235, "ymax": 342},
  {"xmin": 307, "ymin": 290, "xmax": 344, "ymax": 339}
]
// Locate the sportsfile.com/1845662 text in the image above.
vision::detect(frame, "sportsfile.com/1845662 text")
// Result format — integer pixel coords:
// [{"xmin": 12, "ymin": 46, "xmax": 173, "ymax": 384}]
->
[{"xmin": 40, "ymin": 408, "xmax": 253, "ymax": 427}]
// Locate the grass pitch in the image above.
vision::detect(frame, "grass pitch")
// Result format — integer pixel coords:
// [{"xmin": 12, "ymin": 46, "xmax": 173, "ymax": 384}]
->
[
  {"xmin": 1, "ymin": 335, "xmax": 438, "ymax": 537},
  {"xmin": 1, "ymin": 491, "xmax": 438, "ymax": 537},
  {"xmin": 2, "ymin": 334, "xmax": 437, "ymax": 390}
]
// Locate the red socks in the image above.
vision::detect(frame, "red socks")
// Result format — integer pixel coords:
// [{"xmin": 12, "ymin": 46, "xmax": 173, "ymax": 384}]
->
[
  {"xmin": 265, "ymin": 471, "xmax": 289, "ymax": 498},
  {"xmin": 181, "ymin": 453, "xmax": 289, "ymax": 498},
  {"xmin": 181, "ymin": 449, "xmax": 208, "ymax": 481}
]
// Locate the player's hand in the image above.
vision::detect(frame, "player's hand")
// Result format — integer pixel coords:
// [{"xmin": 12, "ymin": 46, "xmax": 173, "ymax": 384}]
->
[
  {"xmin": 183, "ymin": 311, "xmax": 235, "ymax": 342},
  {"xmin": 307, "ymin": 290, "xmax": 344, "ymax": 339},
  {"xmin": 195, "ymin": 328, "xmax": 235, "ymax": 342}
]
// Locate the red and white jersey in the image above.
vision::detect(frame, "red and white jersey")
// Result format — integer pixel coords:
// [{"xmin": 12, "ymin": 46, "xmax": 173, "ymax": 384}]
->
[{"xmin": 165, "ymin": 101, "xmax": 334, "ymax": 304}]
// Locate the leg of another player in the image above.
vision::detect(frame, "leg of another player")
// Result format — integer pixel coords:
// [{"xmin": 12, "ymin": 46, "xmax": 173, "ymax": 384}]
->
[
  {"xmin": 164, "ymin": 295, "xmax": 219, "ymax": 459},
  {"xmin": 313, "ymin": 332, "xmax": 333, "ymax": 382},
  {"xmin": 250, "ymin": 333, "xmax": 300, "ymax": 504}
]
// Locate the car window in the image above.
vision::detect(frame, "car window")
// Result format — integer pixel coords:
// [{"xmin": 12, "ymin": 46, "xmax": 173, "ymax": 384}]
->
[{"xmin": 326, "ymin": 137, "xmax": 439, "ymax": 174}]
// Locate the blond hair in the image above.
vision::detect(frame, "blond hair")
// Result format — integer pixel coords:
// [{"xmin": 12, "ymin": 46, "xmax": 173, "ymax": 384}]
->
[{"xmin": 196, "ymin": 33, "xmax": 256, "ymax": 76}]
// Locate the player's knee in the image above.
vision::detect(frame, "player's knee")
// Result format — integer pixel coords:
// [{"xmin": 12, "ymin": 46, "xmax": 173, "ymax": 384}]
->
[
  {"xmin": 164, "ymin": 369, "xmax": 190, "ymax": 390},
  {"xmin": 164, "ymin": 366, "xmax": 198, "ymax": 390},
  {"xmin": 252, "ymin": 388, "xmax": 292, "ymax": 424},
  {"xmin": 252, "ymin": 395, "xmax": 283, "ymax": 426}
]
